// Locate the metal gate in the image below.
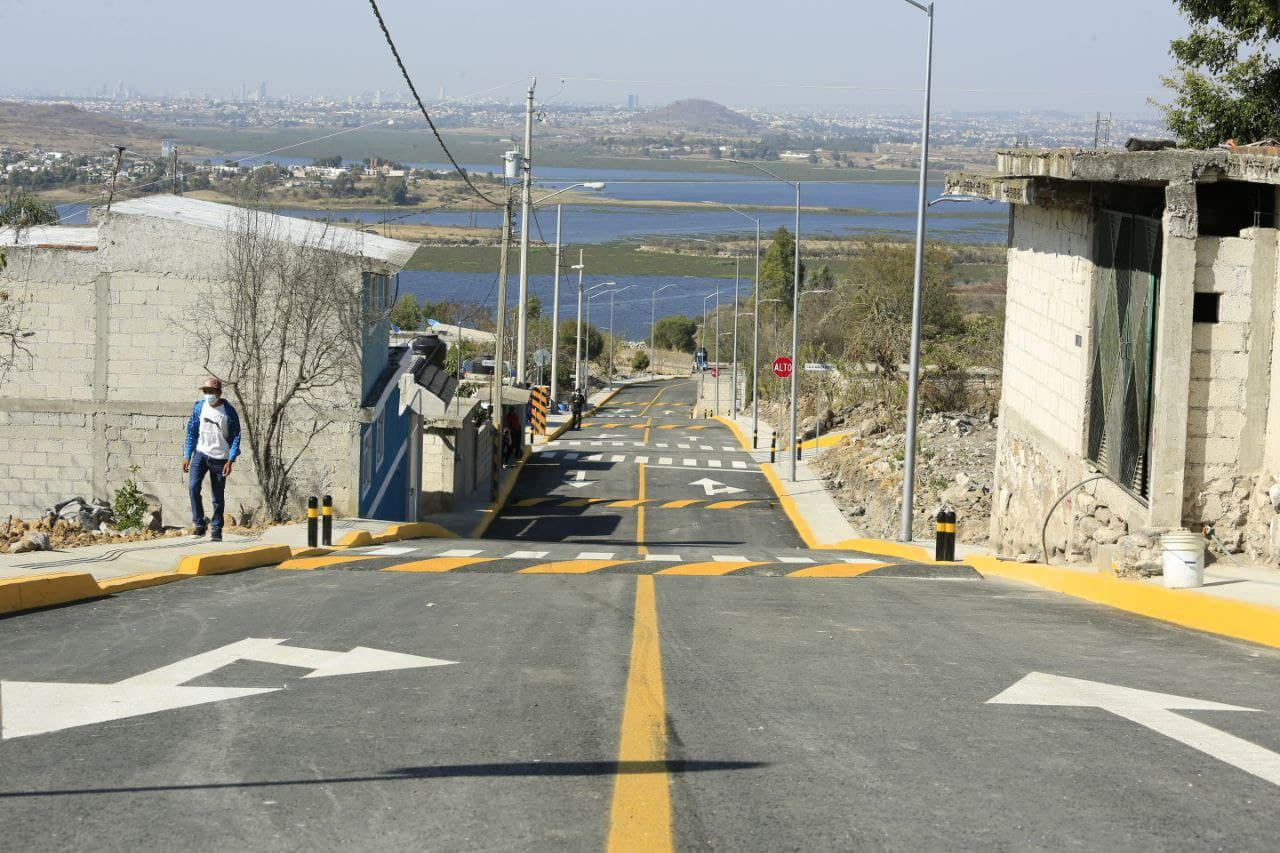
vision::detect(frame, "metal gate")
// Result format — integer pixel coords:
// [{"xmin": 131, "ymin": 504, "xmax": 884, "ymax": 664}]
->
[{"xmin": 1086, "ymin": 210, "xmax": 1161, "ymax": 498}]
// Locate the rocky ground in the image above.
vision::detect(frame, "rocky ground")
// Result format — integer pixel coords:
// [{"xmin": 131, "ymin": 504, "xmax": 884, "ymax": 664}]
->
[
  {"xmin": 756, "ymin": 395, "xmax": 998, "ymax": 545},
  {"xmin": 1, "ymin": 512, "xmax": 275, "ymax": 554}
]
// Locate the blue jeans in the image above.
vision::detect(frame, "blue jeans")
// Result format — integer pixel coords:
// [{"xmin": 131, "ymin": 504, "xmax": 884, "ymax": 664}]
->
[{"xmin": 189, "ymin": 451, "xmax": 227, "ymax": 533}]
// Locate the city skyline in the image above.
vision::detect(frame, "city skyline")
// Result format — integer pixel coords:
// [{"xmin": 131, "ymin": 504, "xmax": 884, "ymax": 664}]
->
[{"xmin": 1, "ymin": 0, "xmax": 1188, "ymax": 115}]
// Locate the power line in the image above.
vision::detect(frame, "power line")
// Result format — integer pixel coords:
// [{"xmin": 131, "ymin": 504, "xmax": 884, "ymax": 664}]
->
[{"xmin": 366, "ymin": 0, "xmax": 501, "ymax": 208}]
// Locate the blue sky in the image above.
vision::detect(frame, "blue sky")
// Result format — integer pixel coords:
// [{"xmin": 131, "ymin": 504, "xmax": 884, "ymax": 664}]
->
[{"xmin": 2, "ymin": 0, "xmax": 1188, "ymax": 115}]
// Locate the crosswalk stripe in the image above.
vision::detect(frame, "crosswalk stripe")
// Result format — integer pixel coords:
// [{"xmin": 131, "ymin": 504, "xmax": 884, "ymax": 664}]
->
[
  {"xmin": 439, "ymin": 548, "xmax": 485, "ymax": 557},
  {"xmin": 577, "ymin": 551, "xmax": 615, "ymax": 559},
  {"xmin": 708, "ymin": 459, "xmax": 722, "ymax": 468},
  {"xmin": 722, "ymin": 446, "xmax": 738, "ymax": 452},
  {"xmin": 655, "ymin": 443, "xmax": 669, "ymax": 448},
  {"xmin": 657, "ymin": 560, "xmax": 763, "ymax": 576},
  {"xmin": 564, "ymin": 452, "xmax": 580, "ymax": 460},
  {"xmin": 635, "ymin": 456, "xmax": 650, "ymax": 464},
  {"xmin": 712, "ymin": 555, "xmax": 748, "ymax": 562},
  {"xmin": 787, "ymin": 563, "xmax": 888, "ymax": 578},
  {"xmin": 778, "ymin": 556, "xmax": 816, "ymax": 564},
  {"xmin": 611, "ymin": 454, "xmax": 626, "ymax": 462},
  {"xmin": 644, "ymin": 554, "xmax": 682, "ymax": 562},
  {"xmin": 659, "ymin": 457, "xmax": 673, "ymax": 465},
  {"xmin": 700, "ymin": 445, "xmax": 713, "ymax": 451},
  {"xmin": 587, "ymin": 453, "xmax": 604, "ymax": 461},
  {"xmin": 387, "ymin": 556, "xmax": 496, "ymax": 573},
  {"xmin": 506, "ymin": 550, "xmax": 549, "ymax": 559},
  {"xmin": 732, "ymin": 461, "xmax": 748, "ymax": 469},
  {"xmin": 683, "ymin": 458, "xmax": 697, "ymax": 466},
  {"xmin": 678, "ymin": 444, "xmax": 690, "ymax": 449}
]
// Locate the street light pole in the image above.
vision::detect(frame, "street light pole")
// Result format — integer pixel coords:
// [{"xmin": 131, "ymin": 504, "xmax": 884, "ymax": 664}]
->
[
  {"xmin": 898, "ymin": 0, "xmax": 935, "ymax": 542},
  {"xmin": 584, "ymin": 281, "xmax": 616, "ymax": 393},
  {"xmin": 607, "ymin": 284, "xmax": 635, "ymax": 390},
  {"xmin": 651, "ymin": 283, "xmax": 677, "ymax": 381},
  {"xmin": 572, "ymin": 252, "xmax": 585, "ymax": 391},
  {"xmin": 731, "ymin": 255, "xmax": 740, "ymax": 413},
  {"xmin": 728, "ymin": 159, "xmax": 802, "ymax": 480},
  {"xmin": 703, "ymin": 203, "xmax": 762, "ymax": 444},
  {"xmin": 515, "ymin": 78, "xmax": 536, "ymax": 384},
  {"xmin": 715, "ymin": 285, "xmax": 721, "ymax": 416}
]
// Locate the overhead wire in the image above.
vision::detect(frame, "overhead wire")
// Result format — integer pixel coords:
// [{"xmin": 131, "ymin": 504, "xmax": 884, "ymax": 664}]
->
[{"xmin": 366, "ymin": 0, "xmax": 501, "ymax": 208}]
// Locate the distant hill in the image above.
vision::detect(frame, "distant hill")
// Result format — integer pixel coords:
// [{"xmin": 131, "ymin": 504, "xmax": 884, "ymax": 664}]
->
[
  {"xmin": 0, "ymin": 101, "xmax": 173, "ymax": 154},
  {"xmin": 638, "ymin": 99, "xmax": 760, "ymax": 134}
]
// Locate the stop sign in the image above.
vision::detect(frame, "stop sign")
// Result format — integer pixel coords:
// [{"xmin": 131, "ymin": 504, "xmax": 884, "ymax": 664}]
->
[
  {"xmin": 711, "ymin": 367, "xmax": 719, "ymax": 378},
  {"xmin": 772, "ymin": 356, "xmax": 793, "ymax": 378}
]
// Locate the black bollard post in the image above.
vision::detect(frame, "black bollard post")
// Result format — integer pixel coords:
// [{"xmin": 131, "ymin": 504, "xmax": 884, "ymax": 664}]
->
[
  {"xmin": 796, "ymin": 440, "xmax": 802, "ymax": 461},
  {"xmin": 752, "ymin": 429, "xmax": 758, "ymax": 449},
  {"xmin": 321, "ymin": 494, "xmax": 333, "ymax": 547},
  {"xmin": 935, "ymin": 509, "xmax": 947, "ymax": 562},
  {"xmin": 770, "ymin": 432, "xmax": 777, "ymax": 464},
  {"xmin": 306, "ymin": 496, "xmax": 318, "ymax": 548},
  {"xmin": 945, "ymin": 510, "xmax": 958, "ymax": 561}
]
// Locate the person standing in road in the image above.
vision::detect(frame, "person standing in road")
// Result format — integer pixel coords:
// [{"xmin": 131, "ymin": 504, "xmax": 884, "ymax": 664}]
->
[
  {"xmin": 570, "ymin": 388, "xmax": 585, "ymax": 430},
  {"xmin": 183, "ymin": 377, "xmax": 241, "ymax": 541}
]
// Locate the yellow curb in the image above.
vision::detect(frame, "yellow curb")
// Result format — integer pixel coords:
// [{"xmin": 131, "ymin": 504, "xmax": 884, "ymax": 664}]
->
[
  {"xmin": 0, "ymin": 572, "xmax": 103, "ymax": 614},
  {"xmin": 714, "ymin": 416, "xmax": 752, "ymax": 451},
  {"xmin": 278, "ymin": 554, "xmax": 380, "ymax": 571},
  {"xmin": 98, "ymin": 571, "xmax": 184, "ymax": 594},
  {"xmin": 798, "ymin": 431, "xmax": 850, "ymax": 451},
  {"xmin": 289, "ymin": 546, "xmax": 334, "ymax": 558},
  {"xmin": 175, "ymin": 544, "xmax": 293, "ymax": 576},
  {"xmin": 821, "ymin": 538, "xmax": 933, "ymax": 562},
  {"xmin": 371, "ymin": 521, "xmax": 458, "ymax": 543},
  {"xmin": 469, "ymin": 447, "xmax": 532, "ymax": 539},
  {"xmin": 335, "ymin": 529, "xmax": 375, "ymax": 548},
  {"xmin": 967, "ymin": 555, "xmax": 1280, "ymax": 650},
  {"xmin": 759, "ymin": 463, "xmax": 820, "ymax": 549}
]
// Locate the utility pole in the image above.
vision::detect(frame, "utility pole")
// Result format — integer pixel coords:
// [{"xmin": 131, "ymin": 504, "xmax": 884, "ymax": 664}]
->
[
  {"xmin": 550, "ymin": 203, "xmax": 563, "ymax": 403},
  {"xmin": 731, "ymin": 255, "xmax": 740, "ymax": 413},
  {"xmin": 105, "ymin": 145, "xmax": 126, "ymax": 215},
  {"xmin": 172, "ymin": 147, "xmax": 179, "ymax": 195},
  {"xmin": 515, "ymin": 78, "xmax": 536, "ymax": 384},
  {"xmin": 491, "ymin": 191, "xmax": 514, "ymax": 499},
  {"xmin": 572, "ymin": 251, "xmax": 585, "ymax": 389}
]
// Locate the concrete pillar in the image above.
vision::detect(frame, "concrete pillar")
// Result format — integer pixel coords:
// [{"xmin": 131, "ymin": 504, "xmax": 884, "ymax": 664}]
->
[
  {"xmin": 1241, "ymin": 229, "xmax": 1277, "ymax": 472},
  {"xmin": 1266, "ymin": 230, "xmax": 1280, "ymax": 475},
  {"xmin": 1147, "ymin": 180, "xmax": 1198, "ymax": 527}
]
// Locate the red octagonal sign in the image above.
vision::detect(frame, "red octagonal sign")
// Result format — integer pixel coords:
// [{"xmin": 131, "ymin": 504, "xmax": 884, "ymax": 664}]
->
[{"xmin": 772, "ymin": 356, "xmax": 793, "ymax": 378}]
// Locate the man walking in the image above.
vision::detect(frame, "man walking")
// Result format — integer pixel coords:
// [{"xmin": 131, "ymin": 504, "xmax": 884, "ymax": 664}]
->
[
  {"xmin": 570, "ymin": 388, "xmax": 585, "ymax": 430},
  {"xmin": 183, "ymin": 377, "xmax": 241, "ymax": 541}
]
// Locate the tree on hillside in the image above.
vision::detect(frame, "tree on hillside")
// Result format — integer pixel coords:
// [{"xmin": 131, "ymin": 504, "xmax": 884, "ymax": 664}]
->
[
  {"xmin": 759, "ymin": 227, "xmax": 805, "ymax": 309},
  {"xmin": 818, "ymin": 243, "xmax": 960, "ymax": 376},
  {"xmin": 652, "ymin": 315, "xmax": 698, "ymax": 353},
  {"xmin": 1162, "ymin": 1, "xmax": 1280, "ymax": 147},
  {"xmin": 313, "ymin": 155, "xmax": 343, "ymax": 168}
]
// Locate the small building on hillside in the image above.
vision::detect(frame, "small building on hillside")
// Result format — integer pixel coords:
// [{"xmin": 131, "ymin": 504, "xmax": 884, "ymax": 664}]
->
[
  {"xmin": 0, "ymin": 195, "xmax": 450, "ymax": 524},
  {"xmin": 947, "ymin": 146, "xmax": 1280, "ymax": 567}
]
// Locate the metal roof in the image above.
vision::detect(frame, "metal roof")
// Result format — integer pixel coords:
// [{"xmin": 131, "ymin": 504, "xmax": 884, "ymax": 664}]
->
[{"xmin": 107, "ymin": 195, "xmax": 418, "ymax": 268}]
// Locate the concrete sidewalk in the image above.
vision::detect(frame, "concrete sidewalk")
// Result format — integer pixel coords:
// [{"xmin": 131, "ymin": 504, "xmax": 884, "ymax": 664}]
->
[{"xmin": 721, "ymin": 409, "xmax": 1280, "ymax": 624}]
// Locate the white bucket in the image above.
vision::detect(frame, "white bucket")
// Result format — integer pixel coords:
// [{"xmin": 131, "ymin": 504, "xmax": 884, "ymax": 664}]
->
[{"xmin": 1160, "ymin": 530, "xmax": 1206, "ymax": 589}]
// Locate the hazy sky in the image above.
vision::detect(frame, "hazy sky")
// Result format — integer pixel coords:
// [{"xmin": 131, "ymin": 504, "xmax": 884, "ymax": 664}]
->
[{"xmin": 2, "ymin": 0, "xmax": 1188, "ymax": 115}]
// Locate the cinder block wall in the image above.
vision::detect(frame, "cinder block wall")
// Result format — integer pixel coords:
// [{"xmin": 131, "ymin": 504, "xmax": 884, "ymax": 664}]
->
[{"xmin": 0, "ymin": 214, "xmax": 366, "ymax": 523}]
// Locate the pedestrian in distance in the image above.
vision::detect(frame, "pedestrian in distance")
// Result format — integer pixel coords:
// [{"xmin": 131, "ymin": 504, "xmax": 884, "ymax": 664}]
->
[
  {"xmin": 570, "ymin": 388, "xmax": 585, "ymax": 430},
  {"xmin": 182, "ymin": 376, "xmax": 240, "ymax": 541}
]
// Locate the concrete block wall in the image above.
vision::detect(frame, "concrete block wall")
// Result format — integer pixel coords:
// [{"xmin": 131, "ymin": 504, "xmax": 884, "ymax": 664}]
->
[
  {"xmin": 1186, "ymin": 236, "xmax": 1253, "ymax": 490},
  {"xmin": 999, "ymin": 204, "xmax": 1093, "ymax": 457},
  {"xmin": 0, "ymin": 410, "xmax": 94, "ymax": 518}
]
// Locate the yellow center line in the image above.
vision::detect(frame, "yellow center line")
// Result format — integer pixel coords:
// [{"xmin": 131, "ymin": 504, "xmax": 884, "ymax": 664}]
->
[
  {"xmin": 606, "ymin": 575, "xmax": 672, "ymax": 852},
  {"xmin": 637, "ymin": 463, "xmax": 647, "ymax": 556}
]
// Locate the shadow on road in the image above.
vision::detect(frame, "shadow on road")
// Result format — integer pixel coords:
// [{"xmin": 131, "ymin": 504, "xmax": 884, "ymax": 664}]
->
[{"xmin": 0, "ymin": 760, "xmax": 768, "ymax": 797}]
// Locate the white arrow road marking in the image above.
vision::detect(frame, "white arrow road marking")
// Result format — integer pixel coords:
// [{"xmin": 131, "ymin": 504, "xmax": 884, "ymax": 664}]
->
[
  {"xmin": 690, "ymin": 477, "xmax": 746, "ymax": 496},
  {"xmin": 989, "ymin": 672, "xmax": 1280, "ymax": 787},
  {"xmin": 566, "ymin": 470, "xmax": 595, "ymax": 489},
  {"xmin": 1, "ymin": 638, "xmax": 456, "ymax": 739}
]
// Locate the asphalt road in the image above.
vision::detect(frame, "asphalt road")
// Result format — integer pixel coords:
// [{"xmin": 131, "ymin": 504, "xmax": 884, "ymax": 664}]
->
[
  {"xmin": 1, "ymin": 378, "xmax": 1278, "ymax": 850},
  {"xmin": 487, "ymin": 378, "xmax": 805, "ymax": 552}
]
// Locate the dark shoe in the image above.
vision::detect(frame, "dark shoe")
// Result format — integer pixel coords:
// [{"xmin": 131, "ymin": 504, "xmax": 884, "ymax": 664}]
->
[
  {"xmin": 193, "ymin": 527, "xmax": 206, "ymax": 537},
  {"xmin": 210, "ymin": 532, "xmax": 223, "ymax": 543}
]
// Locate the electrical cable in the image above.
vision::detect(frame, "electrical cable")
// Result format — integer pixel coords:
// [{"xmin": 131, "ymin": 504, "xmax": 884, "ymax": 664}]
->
[{"xmin": 366, "ymin": 0, "xmax": 501, "ymax": 208}]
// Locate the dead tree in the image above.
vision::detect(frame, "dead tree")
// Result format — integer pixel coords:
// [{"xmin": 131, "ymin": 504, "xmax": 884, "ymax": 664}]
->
[{"xmin": 188, "ymin": 202, "xmax": 382, "ymax": 522}]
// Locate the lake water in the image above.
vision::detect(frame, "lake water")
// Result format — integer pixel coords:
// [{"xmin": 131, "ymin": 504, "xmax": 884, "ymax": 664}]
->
[
  {"xmin": 55, "ymin": 160, "xmax": 1006, "ymax": 338},
  {"xmin": 398, "ymin": 270, "xmax": 753, "ymax": 341}
]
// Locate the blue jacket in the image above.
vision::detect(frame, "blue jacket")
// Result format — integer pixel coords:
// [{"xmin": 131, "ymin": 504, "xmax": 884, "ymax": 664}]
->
[{"xmin": 184, "ymin": 399, "xmax": 241, "ymax": 461}]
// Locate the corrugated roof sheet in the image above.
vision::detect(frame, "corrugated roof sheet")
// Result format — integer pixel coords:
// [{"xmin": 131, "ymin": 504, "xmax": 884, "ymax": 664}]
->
[{"xmin": 108, "ymin": 195, "xmax": 418, "ymax": 268}]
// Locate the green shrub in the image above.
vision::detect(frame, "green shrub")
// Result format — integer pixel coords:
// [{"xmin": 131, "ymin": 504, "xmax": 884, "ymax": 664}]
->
[
  {"xmin": 112, "ymin": 465, "xmax": 148, "ymax": 530},
  {"xmin": 630, "ymin": 351, "xmax": 650, "ymax": 371}
]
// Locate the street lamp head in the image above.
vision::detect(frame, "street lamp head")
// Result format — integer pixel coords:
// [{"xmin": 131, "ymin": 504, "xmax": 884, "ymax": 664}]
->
[{"xmin": 582, "ymin": 181, "xmax": 606, "ymax": 190}]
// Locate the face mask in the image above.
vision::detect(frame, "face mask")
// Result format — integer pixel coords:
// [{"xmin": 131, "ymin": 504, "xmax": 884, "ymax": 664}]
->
[{"xmin": 204, "ymin": 394, "xmax": 219, "ymax": 405}]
